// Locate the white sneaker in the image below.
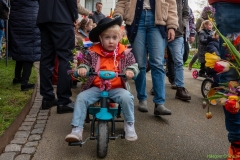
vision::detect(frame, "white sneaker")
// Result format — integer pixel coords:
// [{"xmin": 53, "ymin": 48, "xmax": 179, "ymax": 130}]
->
[
  {"xmin": 65, "ymin": 127, "xmax": 83, "ymax": 142},
  {"xmin": 124, "ymin": 122, "xmax": 138, "ymax": 141}
]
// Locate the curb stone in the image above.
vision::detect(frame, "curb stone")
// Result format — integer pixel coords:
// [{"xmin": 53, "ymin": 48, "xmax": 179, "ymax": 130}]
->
[{"xmin": 0, "ymin": 62, "xmax": 50, "ymax": 160}]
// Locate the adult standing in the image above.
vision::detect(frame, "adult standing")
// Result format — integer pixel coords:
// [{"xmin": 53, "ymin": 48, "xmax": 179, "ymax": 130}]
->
[
  {"xmin": 208, "ymin": 0, "xmax": 240, "ymax": 158},
  {"xmin": 89, "ymin": 2, "xmax": 105, "ymax": 24},
  {"xmin": 9, "ymin": 0, "xmax": 41, "ymax": 91},
  {"xmin": 113, "ymin": 0, "xmax": 178, "ymax": 115},
  {"xmin": 165, "ymin": 0, "xmax": 191, "ymax": 101},
  {"xmin": 37, "ymin": 0, "xmax": 78, "ymax": 114}
]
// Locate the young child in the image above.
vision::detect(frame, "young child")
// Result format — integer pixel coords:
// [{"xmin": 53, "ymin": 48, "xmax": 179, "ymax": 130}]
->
[
  {"xmin": 205, "ymin": 31, "xmax": 220, "ymax": 105},
  {"xmin": 198, "ymin": 20, "xmax": 214, "ymax": 78},
  {"xmin": 65, "ymin": 16, "xmax": 139, "ymax": 142},
  {"xmin": 75, "ymin": 18, "xmax": 93, "ymax": 46}
]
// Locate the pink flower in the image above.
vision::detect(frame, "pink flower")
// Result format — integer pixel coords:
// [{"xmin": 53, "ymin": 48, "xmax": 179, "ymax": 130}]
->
[
  {"xmin": 213, "ymin": 61, "xmax": 230, "ymax": 73},
  {"xmin": 76, "ymin": 52, "xmax": 83, "ymax": 61}
]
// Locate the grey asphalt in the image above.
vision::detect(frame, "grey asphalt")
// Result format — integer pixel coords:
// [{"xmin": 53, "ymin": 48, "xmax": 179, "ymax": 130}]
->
[{"xmin": 32, "ymin": 68, "xmax": 228, "ymax": 160}]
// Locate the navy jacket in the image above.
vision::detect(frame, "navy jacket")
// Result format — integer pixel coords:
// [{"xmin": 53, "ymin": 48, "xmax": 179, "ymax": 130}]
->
[
  {"xmin": 37, "ymin": 0, "xmax": 78, "ymax": 25},
  {"xmin": 9, "ymin": 0, "xmax": 41, "ymax": 62},
  {"xmin": 206, "ymin": 38, "xmax": 220, "ymax": 56}
]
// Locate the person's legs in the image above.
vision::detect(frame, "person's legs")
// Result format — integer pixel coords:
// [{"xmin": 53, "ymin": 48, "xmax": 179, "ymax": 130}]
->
[
  {"xmin": 109, "ymin": 88, "xmax": 137, "ymax": 141},
  {"xmin": 39, "ymin": 24, "xmax": 56, "ymax": 101},
  {"xmin": 109, "ymin": 88, "xmax": 134, "ymax": 122},
  {"xmin": 188, "ymin": 51, "xmax": 199, "ymax": 70},
  {"xmin": 145, "ymin": 11, "xmax": 166, "ymax": 105},
  {"xmin": 168, "ymin": 37, "xmax": 191, "ymax": 101},
  {"xmin": 199, "ymin": 63, "xmax": 207, "ymax": 77},
  {"xmin": 213, "ymin": 3, "xmax": 240, "ymax": 157},
  {"xmin": 131, "ymin": 11, "xmax": 148, "ymax": 112},
  {"xmin": 168, "ymin": 37, "xmax": 184, "ymax": 87},
  {"xmin": 131, "ymin": 11, "xmax": 147, "ymax": 101},
  {"xmin": 21, "ymin": 61, "xmax": 33, "ymax": 85},
  {"xmin": 71, "ymin": 87, "xmax": 101, "ymax": 128},
  {"xmin": 13, "ymin": 60, "xmax": 23, "ymax": 84},
  {"xmin": 50, "ymin": 23, "xmax": 74, "ymax": 105},
  {"xmin": 166, "ymin": 47, "xmax": 175, "ymax": 85},
  {"xmin": 66, "ymin": 87, "xmax": 101, "ymax": 142},
  {"xmin": 20, "ymin": 61, "xmax": 35, "ymax": 91},
  {"xmin": 52, "ymin": 55, "xmax": 58, "ymax": 85}
]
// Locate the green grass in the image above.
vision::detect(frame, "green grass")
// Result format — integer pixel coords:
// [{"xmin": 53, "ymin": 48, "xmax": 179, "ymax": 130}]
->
[{"xmin": 0, "ymin": 59, "xmax": 37, "ymax": 136}]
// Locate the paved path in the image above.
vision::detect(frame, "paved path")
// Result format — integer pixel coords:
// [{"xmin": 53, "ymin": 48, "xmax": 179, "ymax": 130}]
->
[{"xmin": 0, "ymin": 66, "xmax": 229, "ymax": 160}]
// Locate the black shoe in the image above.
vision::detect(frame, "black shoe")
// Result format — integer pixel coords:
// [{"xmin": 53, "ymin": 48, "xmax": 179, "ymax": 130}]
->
[
  {"xmin": 57, "ymin": 102, "xmax": 74, "ymax": 114},
  {"xmin": 21, "ymin": 83, "xmax": 35, "ymax": 91},
  {"xmin": 13, "ymin": 78, "xmax": 22, "ymax": 84},
  {"xmin": 41, "ymin": 99, "xmax": 58, "ymax": 110}
]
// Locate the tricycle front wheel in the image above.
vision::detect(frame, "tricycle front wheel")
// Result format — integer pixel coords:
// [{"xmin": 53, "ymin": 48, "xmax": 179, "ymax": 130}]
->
[{"xmin": 97, "ymin": 121, "xmax": 109, "ymax": 158}]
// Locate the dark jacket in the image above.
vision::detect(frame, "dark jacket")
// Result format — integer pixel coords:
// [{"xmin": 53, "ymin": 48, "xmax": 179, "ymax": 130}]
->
[
  {"xmin": 9, "ymin": 0, "xmax": 41, "ymax": 62},
  {"xmin": 198, "ymin": 29, "xmax": 213, "ymax": 63},
  {"xmin": 206, "ymin": 38, "xmax": 220, "ymax": 56},
  {"xmin": 37, "ymin": 0, "xmax": 78, "ymax": 25},
  {"xmin": 175, "ymin": 0, "xmax": 189, "ymax": 38}
]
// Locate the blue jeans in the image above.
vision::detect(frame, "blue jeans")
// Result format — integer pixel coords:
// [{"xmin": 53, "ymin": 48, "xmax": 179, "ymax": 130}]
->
[
  {"xmin": 213, "ymin": 2, "xmax": 240, "ymax": 143},
  {"xmin": 0, "ymin": 29, "xmax": 3, "ymax": 55},
  {"xmin": 167, "ymin": 37, "xmax": 184, "ymax": 87},
  {"xmin": 131, "ymin": 10, "xmax": 167, "ymax": 105},
  {"xmin": 71, "ymin": 87, "xmax": 134, "ymax": 128}
]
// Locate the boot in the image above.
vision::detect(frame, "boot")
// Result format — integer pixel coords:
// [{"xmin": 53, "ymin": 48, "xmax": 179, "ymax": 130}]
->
[
  {"xmin": 175, "ymin": 87, "xmax": 191, "ymax": 101},
  {"xmin": 154, "ymin": 104, "xmax": 171, "ymax": 115},
  {"xmin": 138, "ymin": 100, "xmax": 148, "ymax": 112},
  {"xmin": 21, "ymin": 83, "xmax": 35, "ymax": 91}
]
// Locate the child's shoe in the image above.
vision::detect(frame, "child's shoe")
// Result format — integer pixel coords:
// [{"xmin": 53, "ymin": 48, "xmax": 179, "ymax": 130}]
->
[
  {"xmin": 228, "ymin": 143, "xmax": 240, "ymax": 160},
  {"xmin": 124, "ymin": 122, "xmax": 138, "ymax": 141},
  {"xmin": 65, "ymin": 127, "xmax": 83, "ymax": 142}
]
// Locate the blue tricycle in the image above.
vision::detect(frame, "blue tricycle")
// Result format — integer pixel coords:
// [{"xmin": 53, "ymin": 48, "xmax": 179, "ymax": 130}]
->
[{"xmin": 68, "ymin": 70, "xmax": 130, "ymax": 158}]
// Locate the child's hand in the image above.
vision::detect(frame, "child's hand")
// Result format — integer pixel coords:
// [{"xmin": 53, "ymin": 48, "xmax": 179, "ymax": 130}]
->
[
  {"xmin": 125, "ymin": 70, "xmax": 134, "ymax": 79},
  {"xmin": 78, "ymin": 68, "xmax": 87, "ymax": 77}
]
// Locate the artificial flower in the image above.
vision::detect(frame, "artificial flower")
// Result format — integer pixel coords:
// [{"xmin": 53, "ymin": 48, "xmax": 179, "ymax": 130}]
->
[
  {"xmin": 205, "ymin": 52, "xmax": 221, "ymax": 68},
  {"xmin": 224, "ymin": 100, "xmax": 240, "ymax": 114},
  {"xmin": 213, "ymin": 61, "xmax": 230, "ymax": 73}
]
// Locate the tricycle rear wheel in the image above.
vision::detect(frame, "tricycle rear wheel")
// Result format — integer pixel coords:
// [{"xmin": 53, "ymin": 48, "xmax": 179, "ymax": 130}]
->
[{"xmin": 97, "ymin": 121, "xmax": 109, "ymax": 158}]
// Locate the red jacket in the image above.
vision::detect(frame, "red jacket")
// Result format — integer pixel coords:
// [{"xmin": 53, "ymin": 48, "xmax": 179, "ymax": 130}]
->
[{"xmin": 208, "ymin": 0, "xmax": 240, "ymax": 4}]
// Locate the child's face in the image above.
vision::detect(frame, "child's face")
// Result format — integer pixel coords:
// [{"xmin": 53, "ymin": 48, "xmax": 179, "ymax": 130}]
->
[
  {"xmin": 100, "ymin": 31, "xmax": 120, "ymax": 51},
  {"xmin": 86, "ymin": 22, "xmax": 93, "ymax": 32},
  {"xmin": 205, "ymin": 23, "xmax": 213, "ymax": 30}
]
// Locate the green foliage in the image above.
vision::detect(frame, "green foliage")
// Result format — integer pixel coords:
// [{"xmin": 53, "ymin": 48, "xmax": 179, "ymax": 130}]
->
[{"xmin": 0, "ymin": 59, "xmax": 37, "ymax": 136}]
